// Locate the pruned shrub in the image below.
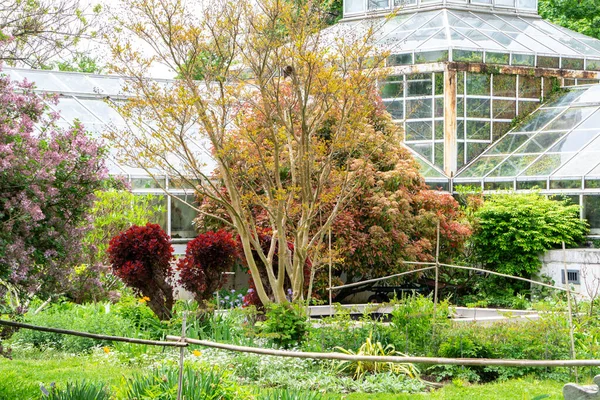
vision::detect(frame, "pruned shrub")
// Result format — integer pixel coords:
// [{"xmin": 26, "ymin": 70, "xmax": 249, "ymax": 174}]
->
[
  {"xmin": 261, "ymin": 302, "xmax": 309, "ymax": 349},
  {"xmin": 107, "ymin": 223, "xmax": 174, "ymax": 320},
  {"xmin": 176, "ymin": 230, "xmax": 238, "ymax": 302}
]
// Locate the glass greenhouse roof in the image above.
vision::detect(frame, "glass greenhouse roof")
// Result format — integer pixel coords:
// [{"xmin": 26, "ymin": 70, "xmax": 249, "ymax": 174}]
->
[
  {"xmin": 325, "ymin": 8, "xmax": 600, "ymax": 70},
  {"xmin": 2, "ymin": 68, "xmax": 215, "ymax": 177},
  {"xmin": 455, "ymin": 84, "xmax": 600, "ymax": 188}
]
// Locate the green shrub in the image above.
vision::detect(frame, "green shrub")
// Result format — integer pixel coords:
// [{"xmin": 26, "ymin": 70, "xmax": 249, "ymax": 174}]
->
[
  {"xmin": 256, "ymin": 387, "xmax": 325, "ymax": 400},
  {"xmin": 389, "ymin": 295, "xmax": 450, "ymax": 355},
  {"xmin": 41, "ymin": 380, "xmax": 111, "ymax": 400},
  {"xmin": 117, "ymin": 365, "xmax": 236, "ymax": 400},
  {"xmin": 261, "ymin": 302, "xmax": 308, "ymax": 348},
  {"xmin": 471, "ymin": 193, "xmax": 588, "ymax": 278},
  {"xmin": 11, "ymin": 302, "xmax": 134, "ymax": 352}
]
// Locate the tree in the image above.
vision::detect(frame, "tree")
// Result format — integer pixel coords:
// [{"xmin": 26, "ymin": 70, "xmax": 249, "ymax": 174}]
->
[
  {"xmin": 539, "ymin": 0, "xmax": 600, "ymax": 41},
  {"xmin": 176, "ymin": 230, "xmax": 238, "ymax": 303},
  {"xmin": 0, "ymin": 0, "xmax": 102, "ymax": 68},
  {"xmin": 105, "ymin": 0, "xmax": 390, "ymax": 305},
  {"xmin": 107, "ymin": 223, "xmax": 174, "ymax": 320},
  {"xmin": 471, "ymin": 193, "xmax": 588, "ymax": 278},
  {"xmin": 0, "ymin": 70, "xmax": 107, "ymax": 305}
]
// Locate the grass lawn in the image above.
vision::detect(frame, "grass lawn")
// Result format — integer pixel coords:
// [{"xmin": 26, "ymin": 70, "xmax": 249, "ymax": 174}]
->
[
  {"xmin": 0, "ymin": 354, "xmax": 141, "ymax": 400},
  {"xmin": 344, "ymin": 378, "xmax": 566, "ymax": 400}
]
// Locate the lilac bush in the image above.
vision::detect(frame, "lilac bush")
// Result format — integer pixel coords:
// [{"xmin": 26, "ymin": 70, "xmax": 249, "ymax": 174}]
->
[{"xmin": 0, "ymin": 69, "xmax": 107, "ymax": 303}]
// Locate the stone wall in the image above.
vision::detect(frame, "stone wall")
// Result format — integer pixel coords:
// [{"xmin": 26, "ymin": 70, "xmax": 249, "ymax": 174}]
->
[{"xmin": 539, "ymin": 248, "xmax": 600, "ymax": 299}]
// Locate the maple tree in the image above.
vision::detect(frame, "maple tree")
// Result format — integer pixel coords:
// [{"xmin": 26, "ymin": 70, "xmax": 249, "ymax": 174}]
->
[{"xmin": 105, "ymin": 0, "xmax": 390, "ymax": 304}]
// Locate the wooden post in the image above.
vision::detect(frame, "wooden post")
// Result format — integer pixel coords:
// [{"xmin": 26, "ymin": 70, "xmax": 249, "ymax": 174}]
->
[
  {"xmin": 444, "ymin": 69, "xmax": 457, "ymax": 176},
  {"xmin": 329, "ymin": 227, "xmax": 333, "ymax": 317},
  {"xmin": 177, "ymin": 312, "xmax": 187, "ymax": 400},
  {"xmin": 432, "ymin": 220, "xmax": 440, "ymax": 340},
  {"xmin": 563, "ymin": 242, "xmax": 578, "ymax": 383}
]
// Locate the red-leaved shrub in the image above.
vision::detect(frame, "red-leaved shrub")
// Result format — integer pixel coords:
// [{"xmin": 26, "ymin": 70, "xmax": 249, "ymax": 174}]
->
[
  {"xmin": 176, "ymin": 230, "xmax": 238, "ymax": 302},
  {"xmin": 108, "ymin": 223, "xmax": 174, "ymax": 320}
]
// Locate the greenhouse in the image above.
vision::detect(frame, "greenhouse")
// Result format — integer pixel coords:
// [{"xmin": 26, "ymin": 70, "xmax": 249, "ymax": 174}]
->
[{"xmin": 2, "ymin": 68, "xmax": 205, "ymax": 248}]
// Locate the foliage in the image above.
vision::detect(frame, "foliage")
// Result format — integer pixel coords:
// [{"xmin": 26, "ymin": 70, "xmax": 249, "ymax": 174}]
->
[
  {"xmin": 0, "ymin": 70, "xmax": 106, "ymax": 306},
  {"xmin": 177, "ymin": 230, "xmax": 238, "ymax": 303},
  {"xmin": 117, "ymin": 365, "xmax": 237, "ymax": 400},
  {"xmin": 470, "ymin": 193, "xmax": 588, "ymax": 278},
  {"xmin": 539, "ymin": 0, "xmax": 600, "ymax": 41},
  {"xmin": 389, "ymin": 295, "xmax": 450, "ymax": 356},
  {"xmin": 52, "ymin": 52, "xmax": 104, "ymax": 74},
  {"xmin": 261, "ymin": 302, "xmax": 309, "ymax": 348},
  {"xmin": 0, "ymin": 0, "xmax": 103, "ymax": 68},
  {"xmin": 107, "ymin": 223, "xmax": 174, "ymax": 320},
  {"xmin": 106, "ymin": 0, "xmax": 392, "ymax": 305},
  {"xmin": 66, "ymin": 191, "xmax": 164, "ymax": 304},
  {"xmin": 335, "ymin": 332, "xmax": 419, "ymax": 379},
  {"xmin": 257, "ymin": 387, "xmax": 325, "ymax": 400},
  {"xmin": 10, "ymin": 302, "xmax": 135, "ymax": 353},
  {"xmin": 41, "ymin": 380, "xmax": 111, "ymax": 400}
]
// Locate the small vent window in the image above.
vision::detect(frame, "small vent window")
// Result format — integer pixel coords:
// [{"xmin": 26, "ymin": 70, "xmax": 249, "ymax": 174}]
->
[{"xmin": 562, "ymin": 270, "xmax": 580, "ymax": 284}]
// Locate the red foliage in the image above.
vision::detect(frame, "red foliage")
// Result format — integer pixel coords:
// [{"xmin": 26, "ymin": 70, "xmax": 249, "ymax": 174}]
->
[
  {"xmin": 108, "ymin": 223, "xmax": 174, "ymax": 320},
  {"xmin": 176, "ymin": 230, "xmax": 238, "ymax": 302}
]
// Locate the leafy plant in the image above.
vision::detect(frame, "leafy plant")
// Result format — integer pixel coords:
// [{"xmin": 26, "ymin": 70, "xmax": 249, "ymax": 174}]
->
[
  {"xmin": 334, "ymin": 331, "xmax": 419, "ymax": 379},
  {"xmin": 471, "ymin": 193, "xmax": 588, "ymax": 278},
  {"xmin": 40, "ymin": 380, "xmax": 111, "ymax": 400},
  {"xmin": 117, "ymin": 365, "xmax": 236, "ymax": 400},
  {"xmin": 107, "ymin": 223, "xmax": 174, "ymax": 320},
  {"xmin": 176, "ymin": 230, "xmax": 238, "ymax": 303},
  {"xmin": 261, "ymin": 302, "xmax": 309, "ymax": 348},
  {"xmin": 256, "ymin": 387, "xmax": 325, "ymax": 400}
]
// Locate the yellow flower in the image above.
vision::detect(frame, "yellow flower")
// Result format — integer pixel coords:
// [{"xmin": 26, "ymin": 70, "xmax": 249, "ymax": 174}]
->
[
  {"xmin": 192, "ymin": 350, "xmax": 202, "ymax": 357},
  {"xmin": 139, "ymin": 296, "xmax": 150, "ymax": 303},
  {"xmin": 103, "ymin": 346, "xmax": 110, "ymax": 354}
]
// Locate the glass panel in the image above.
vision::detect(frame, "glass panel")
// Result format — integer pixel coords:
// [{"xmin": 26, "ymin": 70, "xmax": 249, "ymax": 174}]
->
[
  {"xmin": 384, "ymin": 99, "xmax": 404, "ymax": 119},
  {"xmin": 588, "ymin": 59, "xmax": 600, "ymax": 72},
  {"xmin": 554, "ymin": 152, "xmax": 600, "ymax": 177},
  {"xmin": 387, "ymin": 54, "xmax": 413, "ymax": 66},
  {"xmin": 541, "ymin": 107, "xmax": 596, "ymax": 131},
  {"xmin": 381, "ymin": 81, "xmax": 404, "ymax": 98},
  {"xmin": 521, "ymin": 153, "xmax": 575, "ymax": 176},
  {"xmin": 394, "ymin": 0, "xmax": 417, "ymax": 6},
  {"xmin": 466, "ymin": 120, "xmax": 491, "ymax": 140},
  {"xmin": 493, "ymin": 75, "xmax": 516, "ymax": 97},
  {"xmin": 457, "ymin": 155, "xmax": 505, "ymax": 177},
  {"xmin": 562, "ymin": 58, "xmax": 585, "ymax": 70},
  {"xmin": 406, "ymin": 75, "xmax": 432, "ymax": 96},
  {"xmin": 467, "ymin": 98, "xmax": 490, "ymax": 118},
  {"xmin": 488, "ymin": 133, "xmax": 533, "ymax": 154},
  {"xmin": 544, "ymin": 90, "xmax": 584, "ymax": 107},
  {"xmin": 368, "ymin": 0, "xmax": 388, "ymax": 10},
  {"xmin": 518, "ymin": 131, "xmax": 565, "ymax": 153},
  {"xmin": 516, "ymin": 0, "xmax": 536, "ymax": 9},
  {"xmin": 584, "ymin": 196, "xmax": 600, "ymax": 235},
  {"xmin": 415, "ymin": 50, "xmax": 448, "ymax": 63},
  {"xmin": 487, "ymin": 154, "xmax": 538, "ymax": 177},
  {"xmin": 434, "ymin": 73, "xmax": 444, "ymax": 95},
  {"xmin": 18, "ymin": 71, "xmax": 68, "ymax": 92},
  {"xmin": 517, "ymin": 179, "xmax": 547, "ymax": 190},
  {"xmin": 586, "ymin": 179, "xmax": 600, "ymax": 188},
  {"xmin": 435, "ymin": 120, "xmax": 444, "ymax": 139},
  {"xmin": 406, "ymin": 98, "xmax": 433, "ymax": 118},
  {"xmin": 131, "ymin": 176, "xmax": 166, "ymax": 189},
  {"xmin": 78, "ymin": 99, "xmax": 127, "ymax": 125},
  {"xmin": 484, "ymin": 181, "xmax": 513, "ymax": 190},
  {"xmin": 407, "ymin": 143, "xmax": 433, "ymax": 161},
  {"xmin": 493, "ymin": 99, "xmax": 516, "ymax": 119},
  {"xmin": 53, "ymin": 97, "xmax": 100, "ymax": 124},
  {"xmin": 453, "ymin": 50, "xmax": 483, "ymax": 63},
  {"xmin": 87, "ymin": 77, "xmax": 123, "ymax": 96},
  {"xmin": 434, "ymin": 142, "xmax": 444, "ymax": 167},
  {"xmin": 495, "ymin": 0, "xmax": 515, "ymax": 6},
  {"xmin": 576, "ymin": 87, "xmax": 600, "ymax": 104},
  {"xmin": 467, "ymin": 142, "xmax": 489, "ymax": 162},
  {"xmin": 405, "ymin": 121, "xmax": 433, "ymax": 140},
  {"xmin": 145, "ymin": 194, "xmax": 167, "ymax": 231},
  {"xmin": 486, "ymin": 52, "xmax": 510, "ymax": 65},
  {"xmin": 514, "ymin": 107, "xmax": 565, "ymax": 132},
  {"xmin": 512, "ymin": 53, "xmax": 535, "ymax": 66},
  {"xmin": 414, "ymin": 156, "xmax": 445, "ymax": 177},
  {"xmin": 171, "ymin": 194, "xmax": 198, "ymax": 239},
  {"xmin": 519, "ymin": 76, "xmax": 541, "ymax": 99},
  {"xmin": 519, "ymin": 101, "xmax": 539, "ymax": 117},
  {"xmin": 466, "ymin": 74, "xmax": 490, "ymax": 96},
  {"xmin": 549, "ymin": 180, "xmax": 581, "ymax": 189},
  {"xmin": 549, "ymin": 130, "xmax": 600, "ymax": 153},
  {"xmin": 435, "ymin": 98, "xmax": 444, "ymax": 118},
  {"xmin": 493, "ymin": 121, "xmax": 513, "ymax": 140},
  {"xmin": 345, "ymin": 0, "xmax": 365, "ymax": 13},
  {"xmin": 457, "ymin": 141, "xmax": 466, "ymax": 168},
  {"xmin": 457, "ymin": 98, "xmax": 465, "ymax": 117},
  {"xmin": 537, "ymin": 56, "xmax": 560, "ymax": 69}
]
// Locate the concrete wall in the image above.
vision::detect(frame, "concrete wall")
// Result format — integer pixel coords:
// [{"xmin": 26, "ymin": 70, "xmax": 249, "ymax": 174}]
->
[{"xmin": 539, "ymin": 248, "xmax": 600, "ymax": 299}]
